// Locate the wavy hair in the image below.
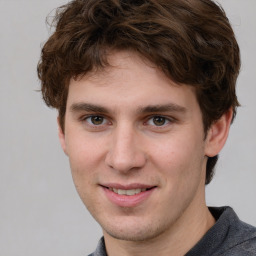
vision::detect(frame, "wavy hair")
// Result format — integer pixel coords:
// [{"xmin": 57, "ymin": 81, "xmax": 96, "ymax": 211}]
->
[{"xmin": 38, "ymin": 0, "xmax": 240, "ymax": 184}]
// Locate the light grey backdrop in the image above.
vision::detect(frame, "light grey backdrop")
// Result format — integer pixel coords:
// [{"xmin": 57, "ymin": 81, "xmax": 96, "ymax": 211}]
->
[{"xmin": 0, "ymin": 0, "xmax": 255, "ymax": 255}]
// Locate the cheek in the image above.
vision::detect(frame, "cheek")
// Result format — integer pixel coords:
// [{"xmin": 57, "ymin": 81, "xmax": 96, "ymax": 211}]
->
[
  {"xmin": 150, "ymin": 133, "xmax": 205, "ymax": 178},
  {"xmin": 67, "ymin": 142, "xmax": 99, "ymax": 204},
  {"xmin": 67, "ymin": 132, "xmax": 104, "ymax": 166},
  {"xmin": 66, "ymin": 135, "xmax": 105, "ymax": 191}
]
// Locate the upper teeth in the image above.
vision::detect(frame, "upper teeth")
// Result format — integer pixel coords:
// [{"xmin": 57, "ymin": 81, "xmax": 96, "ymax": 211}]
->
[{"xmin": 110, "ymin": 188, "xmax": 146, "ymax": 196}]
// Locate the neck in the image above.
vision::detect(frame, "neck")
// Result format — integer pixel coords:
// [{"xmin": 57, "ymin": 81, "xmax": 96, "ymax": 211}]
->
[{"xmin": 103, "ymin": 199, "xmax": 215, "ymax": 256}]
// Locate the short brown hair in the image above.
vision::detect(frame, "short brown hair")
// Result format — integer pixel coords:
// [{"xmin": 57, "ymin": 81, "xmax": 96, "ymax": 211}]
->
[{"xmin": 37, "ymin": 0, "xmax": 240, "ymax": 184}]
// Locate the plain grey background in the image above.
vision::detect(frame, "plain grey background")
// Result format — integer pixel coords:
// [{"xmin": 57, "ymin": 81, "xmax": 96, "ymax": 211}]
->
[{"xmin": 0, "ymin": 0, "xmax": 255, "ymax": 255}]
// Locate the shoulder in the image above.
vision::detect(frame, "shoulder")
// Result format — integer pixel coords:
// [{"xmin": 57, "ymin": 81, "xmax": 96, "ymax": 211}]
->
[
  {"xmin": 218, "ymin": 221, "xmax": 256, "ymax": 255},
  {"xmin": 88, "ymin": 237, "xmax": 107, "ymax": 256},
  {"xmin": 186, "ymin": 206, "xmax": 256, "ymax": 256},
  {"xmin": 212, "ymin": 207, "xmax": 256, "ymax": 255}
]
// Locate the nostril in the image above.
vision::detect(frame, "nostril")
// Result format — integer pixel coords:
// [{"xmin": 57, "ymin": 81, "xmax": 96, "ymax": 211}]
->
[{"xmin": 105, "ymin": 142, "xmax": 147, "ymax": 173}]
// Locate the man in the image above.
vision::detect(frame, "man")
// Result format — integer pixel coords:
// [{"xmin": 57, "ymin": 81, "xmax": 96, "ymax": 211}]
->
[{"xmin": 37, "ymin": 0, "xmax": 256, "ymax": 255}]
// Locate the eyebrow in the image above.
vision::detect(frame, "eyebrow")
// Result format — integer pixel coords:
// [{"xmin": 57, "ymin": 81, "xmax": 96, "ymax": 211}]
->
[
  {"xmin": 70, "ymin": 102, "xmax": 187, "ymax": 114},
  {"xmin": 137, "ymin": 104, "xmax": 187, "ymax": 114},
  {"xmin": 70, "ymin": 103, "xmax": 109, "ymax": 114}
]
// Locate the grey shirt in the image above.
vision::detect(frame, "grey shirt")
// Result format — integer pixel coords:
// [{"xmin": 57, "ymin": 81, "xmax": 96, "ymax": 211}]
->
[{"xmin": 89, "ymin": 206, "xmax": 256, "ymax": 256}]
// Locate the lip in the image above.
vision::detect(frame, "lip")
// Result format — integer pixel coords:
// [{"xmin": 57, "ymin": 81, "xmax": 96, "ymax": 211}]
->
[
  {"xmin": 102, "ymin": 183, "xmax": 154, "ymax": 190},
  {"xmin": 101, "ymin": 183, "xmax": 157, "ymax": 208}
]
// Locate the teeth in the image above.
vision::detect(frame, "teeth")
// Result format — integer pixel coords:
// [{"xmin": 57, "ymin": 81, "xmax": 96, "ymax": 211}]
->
[{"xmin": 111, "ymin": 188, "xmax": 147, "ymax": 196}]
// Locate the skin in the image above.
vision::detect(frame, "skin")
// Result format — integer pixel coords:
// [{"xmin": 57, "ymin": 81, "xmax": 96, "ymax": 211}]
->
[{"xmin": 59, "ymin": 51, "xmax": 232, "ymax": 256}]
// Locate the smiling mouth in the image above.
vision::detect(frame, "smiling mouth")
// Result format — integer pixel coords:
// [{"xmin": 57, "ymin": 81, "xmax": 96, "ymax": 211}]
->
[{"xmin": 105, "ymin": 187, "xmax": 155, "ymax": 196}]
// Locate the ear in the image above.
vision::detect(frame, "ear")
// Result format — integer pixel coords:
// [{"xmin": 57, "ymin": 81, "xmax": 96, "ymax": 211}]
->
[
  {"xmin": 57, "ymin": 117, "xmax": 68, "ymax": 155},
  {"xmin": 205, "ymin": 108, "xmax": 233, "ymax": 157}
]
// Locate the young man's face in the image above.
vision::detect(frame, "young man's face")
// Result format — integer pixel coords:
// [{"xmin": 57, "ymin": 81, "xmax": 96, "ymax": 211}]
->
[{"xmin": 59, "ymin": 51, "xmax": 214, "ymax": 242}]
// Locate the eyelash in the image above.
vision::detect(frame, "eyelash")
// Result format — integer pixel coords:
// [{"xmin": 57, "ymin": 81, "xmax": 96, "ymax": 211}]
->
[
  {"xmin": 80, "ymin": 115, "xmax": 110, "ymax": 127},
  {"xmin": 80, "ymin": 115, "xmax": 175, "ymax": 129},
  {"xmin": 145, "ymin": 115, "xmax": 173, "ymax": 127}
]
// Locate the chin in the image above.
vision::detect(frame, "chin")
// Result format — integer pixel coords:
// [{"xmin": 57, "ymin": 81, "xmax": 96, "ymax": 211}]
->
[{"xmin": 102, "ymin": 216, "xmax": 168, "ymax": 242}]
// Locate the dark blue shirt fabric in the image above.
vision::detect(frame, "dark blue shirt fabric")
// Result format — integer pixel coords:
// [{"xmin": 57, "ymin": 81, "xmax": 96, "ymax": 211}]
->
[{"xmin": 89, "ymin": 206, "xmax": 256, "ymax": 256}]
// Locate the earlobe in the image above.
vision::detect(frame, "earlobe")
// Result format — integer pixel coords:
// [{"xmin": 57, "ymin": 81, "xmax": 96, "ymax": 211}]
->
[
  {"xmin": 57, "ymin": 117, "xmax": 68, "ymax": 155},
  {"xmin": 205, "ymin": 108, "xmax": 233, "ymax": 157}
]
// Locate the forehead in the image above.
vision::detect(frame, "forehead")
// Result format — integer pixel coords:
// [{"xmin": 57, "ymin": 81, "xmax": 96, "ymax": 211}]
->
[
  {"xmin": 67, "ymin": 51, "xmax": 198, "ymax": 113},
  {"xmin": 80, "ymin": 51, "xmax": 169, "ymax": 87}
]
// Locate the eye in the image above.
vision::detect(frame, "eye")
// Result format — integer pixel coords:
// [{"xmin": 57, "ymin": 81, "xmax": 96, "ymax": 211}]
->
[
  {"xmin": 86, "ymin": 115, "xmax": 107, "ymax": 126},
  {"xmin": 147, "ymin": 116, "xmax": 170, "ymax": 126}
]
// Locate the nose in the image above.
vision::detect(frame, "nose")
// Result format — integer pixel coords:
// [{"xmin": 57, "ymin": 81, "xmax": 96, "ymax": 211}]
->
[{"xmin": 105, "ymin": 124, "xmax": 147, "ymax": 173}]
